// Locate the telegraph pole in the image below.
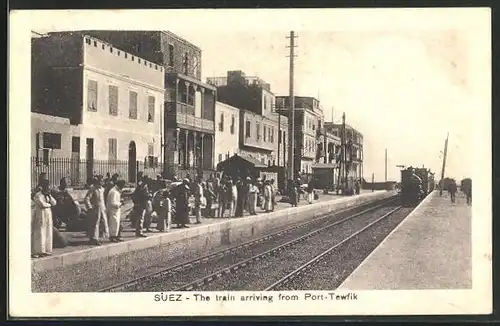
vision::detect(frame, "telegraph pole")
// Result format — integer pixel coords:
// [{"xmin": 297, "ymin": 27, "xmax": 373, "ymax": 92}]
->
[
  {"xmin": 286, "ymin": 31, "xmax": 298, "ymax": 180},
  {"xmin": 385, "ymin": 148, "xmax": 388, "ymax": 182},
  {"xmin": 439, "ymin": 132, "xmax": 449, "ymax": 196}
]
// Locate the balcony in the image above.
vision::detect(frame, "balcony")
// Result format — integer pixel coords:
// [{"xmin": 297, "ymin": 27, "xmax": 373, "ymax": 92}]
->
[{"xmin": 166, "ymin": 102, "xmax": 215, "ymax": 134}]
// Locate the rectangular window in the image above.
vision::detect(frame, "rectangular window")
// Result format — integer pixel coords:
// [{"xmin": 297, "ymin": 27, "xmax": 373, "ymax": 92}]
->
[
  {"xmin": 148, "ymin": 96, "xmax": 155, "ymax": 122},
  {"xmin": 230, "ymin": 115, "xmax": 235, "ymax": 134},
  {"xmin": 270, "ymin": 127, "xmax": 274, "ymax": 143},
  {"xmin": 108, "ymin": 85, "xmax": 118, "ymax": 116},
  {"xmin": 71, "ymin": 137, "xmax": 80, "ymax": 153},
  {"xmin": 256, "ymin": 122, "xmax": 261, "ymax": 141},
  {"xmin": 43, "ymin": 132, "xmax": 61, "ymax": 149},
  {"xmin": 219, "ymin": 113, "xmax": 224, "ymax": 132},
  {"xmin": 148, "ymin": 143, "xmax": 154, "ymax": 156},
  {"xmin": 246, "ymin": 120, "xmax": 251, "ymax": 138},
  {"xmin": 108, "ymin": 138, "xmax": 117, "ymax": 161},
  {"xmin": 218, "ymin": 154, "xmax": 223, "ymax": 163},
  {"xmin": 129, "ymin": 91, "xmax": 138, "ymax": 119},
  {"xmin": 263, "ymin": 125, "xmax": 267, "ymax": 142},
  {"xmin": 168, "ymin": 44, "xmax": 174, "ymax": 67},
  {"xmin": 87, "ymin": 80, "xmax": 98, "ymax": 111}
]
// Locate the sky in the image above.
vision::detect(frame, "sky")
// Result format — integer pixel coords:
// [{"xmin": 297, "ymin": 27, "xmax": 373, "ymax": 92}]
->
[
  {"xmin": 28, "ymin": 9, "xmax": 489, "ymax": 182},
  {"xmin": 170, "ymin": 29, "xmax": 475, "ymax": 182}
]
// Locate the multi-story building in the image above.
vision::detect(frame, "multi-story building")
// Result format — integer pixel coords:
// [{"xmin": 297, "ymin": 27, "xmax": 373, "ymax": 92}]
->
[
  {"xmin": 214, "ymin": 101, "xmax": 240, "ymax": 166},
  {"xmin": 324, "ymin": 122, "xmax": 364, "ymax": 180},
  {"xmin": 207, "ymin": 70, "xmax": 286, "ymax": 167},
  {"xmin": 275, "ymin": 96, "xmax": 327, "ymax": 175},
  {"xmin": 31, "ymin": 32, "xmax": 164, "ymax": 182},
  {"xmin": 81, "ymin": 30, "xmax": 217, "ymax": 178}
]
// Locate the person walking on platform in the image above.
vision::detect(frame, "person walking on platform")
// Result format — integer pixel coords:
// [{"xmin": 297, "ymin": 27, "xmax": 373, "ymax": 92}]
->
[
  {"xmin": 270, "ymin": 179, "xmax": 277, "ymax": 212},
  {"xmin": 32, "ymin": 179, "xmax": 56, "ymax": 258},
  {"xmin": 204, "ymin": 179, "xmax": 216, "ymax": 218},
  {"xmin": 235, "ymin": 178, "xmax": 245, "ymax": 217},
  {"xmin": 229, "ymin": 179, "xmax": 238, "ymax": 217},
  {"xmin": 131, "ymin": 177, "xmax": 150, "ymax": 237},
  {"xmin": 156, "ymin": 190, "xmax": 172, "ymax": 232},
  {"xmin": 84, "ymin": 177, "xmax": 109, "ymax": 245},
  {"xmin": 247, "ymin": 180, "xmax": 259, "ymax": 215},
  {"xmin": 288, "ymin": 179, "xmax": 299, "ymax": 207},
  {"xmin": 193, "ymin": 177, "xmax": 204, "ymax": 224},
  {"xmin": 107, "ymin": 180, "xmax": 125, "ymax": 243},
  {"xmin": 463, "ymin": 180, "xmax": 472, "ymax": 206},
  {"xmin": 217, "ymin": 178, "xmax": 229, "ymax": 218},
  {"xmin": 354, "ymin": 179, "xmax": 361, "ymax": 195},
  {"xmin": 263, "ymin": 180, "xmax": 273, "ymax": 212},
  {"xmin": 172, "ymin": 178, "xmax": 191, "ymax": 228},
  {"xmin": 306, "ymin": 179, "xmax": 315, "ymax": 204},
  {"xmin": 448, "ymin": 180, "xmax": 458, "ymax": 204}
]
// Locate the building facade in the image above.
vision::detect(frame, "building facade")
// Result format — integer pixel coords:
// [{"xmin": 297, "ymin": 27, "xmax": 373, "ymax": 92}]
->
[
  {"xmin": 32, "ymin": 32, "xmax": 164, "ymax": 182},
  {"xmin": 324, "ymin": 122, "xmax": 364, "ymax": 180},
  {"xmin": 31, "ymin": 113, "xmax": 80, "ymax": 159},
  {"xmin": 208, "ymin": 70, "xmax": 285, "ymax": 167},
  {"xmin": 81, "ymin": 30, "xmax": 217, "ymax": 178},
  {"xmin": 214, "ymin": 101, "xmax": 240, "ymax": 166},
  {"xmin": 276, "ymin": 96, "xmax": 329, "ymax": 175}
]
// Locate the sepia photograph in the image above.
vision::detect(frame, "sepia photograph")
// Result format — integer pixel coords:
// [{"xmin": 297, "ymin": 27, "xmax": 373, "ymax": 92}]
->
[{"xmin": 9, "ymin": 8, "xmax": 491, "ymax": 317}]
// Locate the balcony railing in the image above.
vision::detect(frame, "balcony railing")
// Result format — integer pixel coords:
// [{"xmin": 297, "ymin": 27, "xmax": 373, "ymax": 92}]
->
[
  {"xmin": 176, "ymin": 111, "xmax": 214, "ymax": 132},
  {"xmin": 166, "ymin": 101, "xmax": 215, "ymax": 133}
]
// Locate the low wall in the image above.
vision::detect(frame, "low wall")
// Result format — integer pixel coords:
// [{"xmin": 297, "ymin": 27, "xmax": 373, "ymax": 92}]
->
[
  {"xmin": 32, "ymin": 190, "xmax": 396, "ymax": 292},
  {"xmin": 363, "ymin": 181, "xmax": 397, "ymax": 191}
]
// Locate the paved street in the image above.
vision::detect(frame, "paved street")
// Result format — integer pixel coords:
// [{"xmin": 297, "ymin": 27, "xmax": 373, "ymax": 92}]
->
[{"xmin": 340, "ymin": 191, "xmax": 472, "ymax": 290}]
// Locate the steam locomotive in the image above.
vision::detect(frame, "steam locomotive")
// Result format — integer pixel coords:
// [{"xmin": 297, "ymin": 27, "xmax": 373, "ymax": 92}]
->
[{"xmin": 400, "ymin": 167, "xmax": 435, "ymax": 207}]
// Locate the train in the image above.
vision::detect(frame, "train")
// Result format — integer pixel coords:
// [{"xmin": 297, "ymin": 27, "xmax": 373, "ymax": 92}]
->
[{"xmin": 400, "ymin": 166, "xmax": 435, "ymax": 207}]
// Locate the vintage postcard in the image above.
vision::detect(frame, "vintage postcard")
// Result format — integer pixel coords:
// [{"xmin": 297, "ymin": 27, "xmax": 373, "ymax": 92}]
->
[{"xmin": 9, "ymin": 8, "xmax": 491, "ymax": 317}]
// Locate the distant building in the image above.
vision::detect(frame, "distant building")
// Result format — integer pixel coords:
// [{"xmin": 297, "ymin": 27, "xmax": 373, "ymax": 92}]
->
[
  {"xmin": 80, "ymin": 30, "xmax": 217, "ymax": 178},
  {"xmin": 31, "ymin": 32, "xmax": 164, "ymax": 183},
  {"xmin": 208, "ymin": 70, "xmax": 285, "ymax": 167},
  {"xmin": 276, "ymin": 96, "xmax": 328, "ymax": 175},
  {"xmin": 214, "ymin": 101, "xmax": 240, "ymax": 167},
  {"xmin": 324, "ymin": 122, "xmax": 364, "ymax": 180},
  {"xmin": 31, "ymin": 113, "xmax": 79, "ymax": 159}
]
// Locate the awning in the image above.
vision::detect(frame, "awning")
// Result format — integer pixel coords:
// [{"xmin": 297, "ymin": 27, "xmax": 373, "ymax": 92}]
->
[{"xmin": 216, "ymin": 153, "xmax": 267, "ymax": 171}]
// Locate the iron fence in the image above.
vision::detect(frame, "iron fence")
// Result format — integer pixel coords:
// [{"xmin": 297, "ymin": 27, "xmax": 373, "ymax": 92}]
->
[{"xmin": 31, "ymin": 157, "xmax": 216, "ymax": 189}]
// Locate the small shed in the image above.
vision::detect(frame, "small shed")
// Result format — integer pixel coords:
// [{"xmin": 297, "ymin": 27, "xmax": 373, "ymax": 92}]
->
[
  {"xmin": 216, "ymin": 153, "xmax": 267, "ymax": 180},
  {"xmin": 312, "ymin": 163, "xmax": 338, "ymax": 190}
]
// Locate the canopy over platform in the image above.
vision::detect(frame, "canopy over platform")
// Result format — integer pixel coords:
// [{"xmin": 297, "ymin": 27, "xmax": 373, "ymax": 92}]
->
[{"xmin": 216, "ymin": 153, "xmax": 267, "ymax": 179}]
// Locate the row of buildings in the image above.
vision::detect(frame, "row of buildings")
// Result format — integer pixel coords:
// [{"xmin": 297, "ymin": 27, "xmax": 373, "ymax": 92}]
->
[{"xmin": 31, "ymin": 30, "xmax": 363, "ymax": 186}]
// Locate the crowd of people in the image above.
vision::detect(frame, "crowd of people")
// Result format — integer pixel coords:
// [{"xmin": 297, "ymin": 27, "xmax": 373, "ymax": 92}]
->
[{"xmin": 30, "ymin": 171, "xmax": 322, "ymax": 258}]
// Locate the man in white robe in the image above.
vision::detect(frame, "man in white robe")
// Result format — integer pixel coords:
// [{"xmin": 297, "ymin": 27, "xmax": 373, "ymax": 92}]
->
[
  {"xmin": 32, "ymin": 179, "xmax": 56, "ymax": 258},
  {"xmin": 107, "ymin": 180, "xmax": 125, "ymax": 242}
]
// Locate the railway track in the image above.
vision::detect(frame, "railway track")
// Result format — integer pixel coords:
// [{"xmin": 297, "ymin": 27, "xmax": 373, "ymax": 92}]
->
[
  {"xmin": 265, "ymin": 206, "xmax": 403, "ymax": 290},
  {"xmin": 101, "ymin": 196, "xmax": 399, "ymax": 292}
]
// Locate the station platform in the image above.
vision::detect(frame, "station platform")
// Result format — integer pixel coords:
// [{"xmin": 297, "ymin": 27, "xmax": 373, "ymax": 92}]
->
[
  {"xmin": 32, "ymin": 189, "xmax": 395, "ymax": 292},
  {"xmin": 339, "ymin": 190, "xmax": 472, "ymax": 290}
]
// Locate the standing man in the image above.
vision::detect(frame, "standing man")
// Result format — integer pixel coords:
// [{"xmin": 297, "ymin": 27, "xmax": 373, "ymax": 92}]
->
[
  {"xmin": 131, "ymin": 176, "xmax": 149, "ymax": 237},
  {"xmin": 172, "ymin": 179, "xmax": 191, "ymax": 228},
  {"xmin": 193, "ymin": 177, "xmax": 204, "ymax": 224},
  {"xmin": 84, "ymin": 177, "xmax": 109, "ymax": 245},
  {"xmin": 107, "ymin": 180, "xmax": 125, "ymax": 243},
  {"xmin": 204, "ymin": 178, "xmax": 216, "ymax": 218},
  {"xmin": 448, "ymin": 180, "xmax": 458, "ymax": 204}
]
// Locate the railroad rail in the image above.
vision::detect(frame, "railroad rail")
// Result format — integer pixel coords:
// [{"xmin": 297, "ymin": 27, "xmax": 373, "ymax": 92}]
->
[
  {"xmin": 264, "ymin": 206, "xmax": 402, "ymax": 291},
  {"xmin": 174, "ymin": 203, "xmax": 400, "ymax": 291},
  {"xmin": 100, "ymin": 196, "xmax": 398, "ymax": 292}
]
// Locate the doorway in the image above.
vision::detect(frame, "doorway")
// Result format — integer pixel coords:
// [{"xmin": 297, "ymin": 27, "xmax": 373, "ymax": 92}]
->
[{"xmin": 128, "ymin": 141, "xmax": 137, "ymax": 183}]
